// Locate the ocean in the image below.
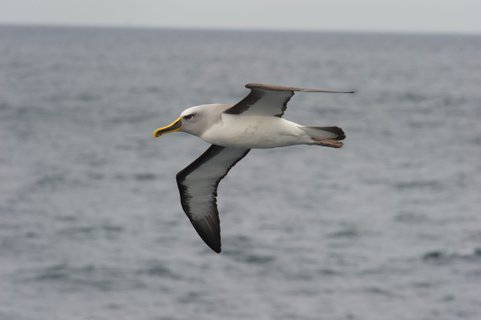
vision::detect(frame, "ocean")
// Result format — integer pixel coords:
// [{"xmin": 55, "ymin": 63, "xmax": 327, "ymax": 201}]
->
[{"xmin": 1, "ymin": 25, "xmax": 481, "ymax": 320}]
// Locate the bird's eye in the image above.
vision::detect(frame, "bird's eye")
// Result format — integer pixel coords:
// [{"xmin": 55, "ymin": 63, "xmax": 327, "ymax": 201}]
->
[{"xmin": 183, "ymin": 114, "xmax": 194, "ymax": 120}]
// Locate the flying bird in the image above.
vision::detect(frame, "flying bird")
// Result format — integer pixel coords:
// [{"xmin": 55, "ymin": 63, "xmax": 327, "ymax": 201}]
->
[{"xmin": 153, "ymin": 83, "xmax": 353, "ymax": 253}]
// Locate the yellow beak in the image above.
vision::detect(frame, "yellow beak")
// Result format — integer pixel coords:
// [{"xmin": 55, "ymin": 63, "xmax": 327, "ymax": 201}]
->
[{"xmin": 153, "ymin": 117, "xmax": 182, "ymax": 138}]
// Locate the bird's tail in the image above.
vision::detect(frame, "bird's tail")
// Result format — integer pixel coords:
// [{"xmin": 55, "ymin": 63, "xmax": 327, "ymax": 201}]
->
[{"xmin": 301, "ymin": 126, "xmax": 345, "ymax": 148}]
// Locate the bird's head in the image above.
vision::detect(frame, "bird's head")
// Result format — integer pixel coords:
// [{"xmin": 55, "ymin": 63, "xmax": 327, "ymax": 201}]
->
[{"xmin": 153, "ymin": 105, "xmax": 216, "ymax": 138}]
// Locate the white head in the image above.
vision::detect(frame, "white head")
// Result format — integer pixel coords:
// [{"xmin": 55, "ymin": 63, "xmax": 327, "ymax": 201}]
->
[{"xmin": 153, "ymin": 104, "xmax": 226, "ymax": 138}]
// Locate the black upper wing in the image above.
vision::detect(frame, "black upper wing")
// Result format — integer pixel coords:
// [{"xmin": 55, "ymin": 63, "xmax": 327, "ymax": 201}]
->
[{"xmin": 224, "ymin": 83, "xmax": 354, "ymax": 117}]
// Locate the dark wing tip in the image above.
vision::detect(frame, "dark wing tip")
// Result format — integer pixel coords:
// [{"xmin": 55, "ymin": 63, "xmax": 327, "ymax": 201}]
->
[
  {"xmin": 190, "ymin": 216, "xmax": 222, "ymax": 253},
  {"xmin": 245, "ymin": 83, "xmax": 355, "ymax": 94}
]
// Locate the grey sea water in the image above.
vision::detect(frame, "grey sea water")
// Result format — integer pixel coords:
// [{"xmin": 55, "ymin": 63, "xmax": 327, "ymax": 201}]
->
[{"xmin": 1, "ymin": 25, "xmax": 481, "ymax": 320}]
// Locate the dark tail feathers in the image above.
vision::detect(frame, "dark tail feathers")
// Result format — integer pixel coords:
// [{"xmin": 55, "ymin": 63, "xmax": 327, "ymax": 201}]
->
[{"xmin": 305, "ymin": 126, "xmax": 345, "ymax": 140}]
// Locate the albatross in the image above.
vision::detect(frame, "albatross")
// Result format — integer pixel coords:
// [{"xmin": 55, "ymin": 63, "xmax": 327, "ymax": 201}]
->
[{"xmin": 153, "ymin": 83, "xmax": 353, "ymax": 253}]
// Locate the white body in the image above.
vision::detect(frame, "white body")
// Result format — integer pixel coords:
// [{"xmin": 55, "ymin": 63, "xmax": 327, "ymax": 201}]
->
[{"xmin": 201, "ymin": 114, "xmax": 311, "ymax": 148}]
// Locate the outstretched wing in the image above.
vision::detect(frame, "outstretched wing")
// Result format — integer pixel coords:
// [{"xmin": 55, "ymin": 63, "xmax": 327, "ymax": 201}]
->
[
  {"xmin": 224, "ymin": 83, "xmax": 354, "ymax": 117},
  {"xmin": 176, "ymin": 145, "xmax": 250, "ymax": 253}
]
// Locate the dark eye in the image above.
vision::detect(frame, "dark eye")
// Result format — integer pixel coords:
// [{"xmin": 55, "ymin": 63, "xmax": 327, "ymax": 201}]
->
[{"xmin": 183, "ymin": 114, "xmax": 194, "ymax": 120}]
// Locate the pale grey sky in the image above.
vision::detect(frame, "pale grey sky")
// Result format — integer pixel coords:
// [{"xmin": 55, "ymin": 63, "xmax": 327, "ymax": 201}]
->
[{"xmin": 1, "ymin": 0, "xmax": 480, "ymax": 34}]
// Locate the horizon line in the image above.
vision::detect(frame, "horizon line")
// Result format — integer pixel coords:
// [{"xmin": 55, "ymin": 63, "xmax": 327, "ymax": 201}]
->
[{"xmin": 1, "ymin": 22, "xmax": 481, "ymax": 37}]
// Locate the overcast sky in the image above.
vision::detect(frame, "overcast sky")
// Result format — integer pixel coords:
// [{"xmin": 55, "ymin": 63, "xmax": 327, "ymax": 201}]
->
[{"xmin": 1, "ymin": 0, "xmax": 480, "ymax": 34}]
